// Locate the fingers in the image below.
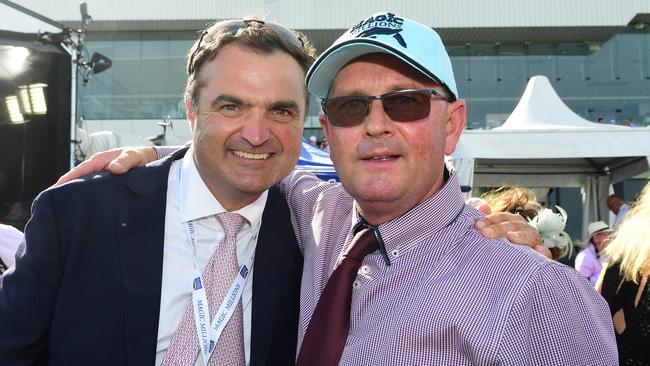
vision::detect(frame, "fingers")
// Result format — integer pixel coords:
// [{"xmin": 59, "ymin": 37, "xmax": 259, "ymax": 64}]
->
[
  {"xmin": 52, "ymin": 150, "xmax": 117, "ymax": 187},
  {"xmin": 475, "ymin": 212, "xmax": 543, "ymax": 248},
  {"xmin": 532, "ymin": 245, "xmax": 553, "ymax": 259},
  {"xmin": 505, "ymin": 228, "xmax": 543, "ymax": 248},
  {"xmin": 106, "ymin": 148, "xmax": 154, "ymax": 174},
  {"xmin": 475, "ymin": 212, "xmax": 526, "ymax": 229},
  {"xmin": 477, "ymin": 204, "xmax": 492, "ymax": 215}
]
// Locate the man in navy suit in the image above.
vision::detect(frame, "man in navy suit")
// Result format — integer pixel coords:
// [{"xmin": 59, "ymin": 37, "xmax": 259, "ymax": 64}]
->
[{"xmin": 0, "ymin": 18, "xmax": 316, "ymax": 365}]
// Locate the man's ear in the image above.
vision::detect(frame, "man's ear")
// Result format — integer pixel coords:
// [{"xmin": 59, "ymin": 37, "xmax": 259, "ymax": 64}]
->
[
  {"xmin": 185, "ymin": 99, "xmax": 196, "ymax": 130},
  {"xmin": 319, "ymin": 114, "xmax": 330, "ymax": 140},
  {"xmin": 443, "ymin": 99, "xmax": 467, "ymax": 156}
]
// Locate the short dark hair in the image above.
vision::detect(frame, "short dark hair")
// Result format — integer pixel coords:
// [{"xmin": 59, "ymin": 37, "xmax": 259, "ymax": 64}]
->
[{"xmin": 184, "ymin": 18, "xmax": 317, "ymax": 119}]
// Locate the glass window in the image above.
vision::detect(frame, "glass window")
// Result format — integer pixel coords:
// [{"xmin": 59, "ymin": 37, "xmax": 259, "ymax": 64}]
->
[
  {"xmin": 78, "ymin": 31, "xmax": 650, "ymax": 129},
  {"xmin": 79, "ymin": 31, "xmax": 195, "ymax": 120}
]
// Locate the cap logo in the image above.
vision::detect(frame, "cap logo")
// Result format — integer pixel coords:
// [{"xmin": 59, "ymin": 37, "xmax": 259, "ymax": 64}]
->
[{"xmin": 350, "ymin": 12, "xmax": 407, "ymax": 48}]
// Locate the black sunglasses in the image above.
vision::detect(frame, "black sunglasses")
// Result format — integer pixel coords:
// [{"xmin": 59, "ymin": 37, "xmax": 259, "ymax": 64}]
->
[
  {"xmin": 322, "ymin": 88, "xmax": 451, "ymax": 127},
  {"xmin": 188, "ymin": 19, "xmax": 304, "ymax": 75}
]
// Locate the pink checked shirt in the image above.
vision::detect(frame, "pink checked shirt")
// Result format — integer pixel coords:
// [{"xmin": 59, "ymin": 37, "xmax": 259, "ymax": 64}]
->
[{"xmin": 280, "ymin": 170, "xmax": 617, "ymax": 365}]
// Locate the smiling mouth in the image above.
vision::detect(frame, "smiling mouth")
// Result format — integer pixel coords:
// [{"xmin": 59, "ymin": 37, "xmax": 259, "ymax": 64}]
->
[
  {"xmin": 364, "ymin": 155, "xmax": 398, "ymax": 161},
  {"xmin": 233, "ymin": 150, "xmax": 271, "ymax": 160}
]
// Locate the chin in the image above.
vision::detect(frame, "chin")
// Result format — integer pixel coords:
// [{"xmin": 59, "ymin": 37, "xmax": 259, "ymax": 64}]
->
[
  {"xmin": 351, "ymin": 185, "xmax": 403, "ymax": 204},
  {"xmin": 236, "ymin": 179, "xmax": 276, "ymax": 194}
]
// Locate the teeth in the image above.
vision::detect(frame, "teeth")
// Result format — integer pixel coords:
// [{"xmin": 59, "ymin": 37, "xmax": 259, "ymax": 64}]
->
[
  {"xmin": 233, "ymin": 151, "xmax": 270, "ymax": 160},
  {"xmin": 371, "ymin": 156, "xmax": 390, "ymax": 161}
]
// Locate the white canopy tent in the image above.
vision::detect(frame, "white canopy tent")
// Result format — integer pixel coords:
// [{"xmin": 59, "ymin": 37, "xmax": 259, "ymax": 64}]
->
[{"xmin": 452, "ymin": 75, "xmax": 650, "ymax": 237}]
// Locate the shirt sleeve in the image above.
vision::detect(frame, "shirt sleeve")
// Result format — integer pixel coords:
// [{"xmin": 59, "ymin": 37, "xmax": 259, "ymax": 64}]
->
[
  {"xmin": 278, "ymin": 171, "xmax": 338, "ymax": 253},
  {"xmin": 497, "ymin": 263, "xmax": 618, "ymax": 365}
]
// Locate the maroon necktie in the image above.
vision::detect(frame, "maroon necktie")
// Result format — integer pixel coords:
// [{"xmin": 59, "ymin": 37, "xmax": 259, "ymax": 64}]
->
[{"xmin": 296, "ymin": 228, "xmax": 379, "ymax": 366}]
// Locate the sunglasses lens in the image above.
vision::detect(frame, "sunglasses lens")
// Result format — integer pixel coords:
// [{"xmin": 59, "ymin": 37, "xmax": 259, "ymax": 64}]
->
[
  {"xmin": 325, "ymin": 97, "xmax": 369, "ymax": 127},
  {"xmin": 324, "ymin": 89, "xmax": 436, "ymax": 127},
  {"xmin": 383, "ymin": 91, "xmax": 431, "ymax": 122}
]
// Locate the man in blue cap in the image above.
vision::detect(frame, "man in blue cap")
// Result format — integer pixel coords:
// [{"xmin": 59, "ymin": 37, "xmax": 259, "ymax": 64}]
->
[{"xmin": 286, "ymin": 12, "xmax": 616, "ymax": 365}]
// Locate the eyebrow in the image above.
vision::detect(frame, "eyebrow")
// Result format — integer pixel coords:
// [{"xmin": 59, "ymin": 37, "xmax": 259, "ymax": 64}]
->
[
  {"xmin": 270, "ymin": 100, "xmax": 300, "ymax": 112},
  {"xmin": 207, "ymin": 94, "xmax": 302, "ymax": 116},
  {"xmin": 208, "ymin": 94, "xmax": 250, "ymax": 110}
]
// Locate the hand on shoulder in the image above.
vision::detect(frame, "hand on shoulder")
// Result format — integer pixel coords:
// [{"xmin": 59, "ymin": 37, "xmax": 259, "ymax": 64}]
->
[{"xmin": 53, "ymin": 146, "xmax": 158, "ymax": 187}]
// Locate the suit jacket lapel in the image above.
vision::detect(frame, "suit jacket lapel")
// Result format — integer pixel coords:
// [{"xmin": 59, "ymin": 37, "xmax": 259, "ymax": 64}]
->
[
  {"xmin": 116, "ymin": 147, "xmax": 188, "ymax": 366},
  {"xmin": 250, "ymin": 186, "xmax": 294, "ymax": 364}
]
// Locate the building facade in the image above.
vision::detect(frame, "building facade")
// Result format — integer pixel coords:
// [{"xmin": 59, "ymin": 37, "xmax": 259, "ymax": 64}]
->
[{"xmin": 16, "ymin": 0, "xmax": 650, "ymax": 139}]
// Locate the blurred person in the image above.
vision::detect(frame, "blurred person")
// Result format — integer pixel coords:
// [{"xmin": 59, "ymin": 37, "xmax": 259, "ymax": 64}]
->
[
  {"xmin": 319, "ymin": 135, "xmax": 329, "ymax": 151},
  {"xmin": 608, "ymin": 194, "xmax": 630, "ymax": 227},
  {"xmin": 622, "ymin": 116, "xmax": 636, "ymax": 127},
  {"xmin": 0, "ymin": 18, "xmax": 315, "ymax": 366},
  {"xmin": 482, "ymin": 187, "xmax": 572, "ymax": 260},
  {"xmin": 575, "ymin": 221, "xmax": 613, "ymax": 285},
  {"xmin": 482, "ymin": 186, "xmax": 541, "ymax": 220},
  {"xmin": 0, "ymin": 224, "xmax": 24, "ymax": 275},
  {"xmin": 308, "ymin": 135, "xmax": 318, "ymax": 146},
  {"xmin": 597, "ymin": 180, "xmax": 650, "ymax": 366},
  {"xmin": 52, "ymin": 12, "xmax": 605, "ymax": 365}
]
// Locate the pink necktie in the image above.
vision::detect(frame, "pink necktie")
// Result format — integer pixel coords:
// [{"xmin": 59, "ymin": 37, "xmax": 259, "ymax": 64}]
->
[{"xmin": 162, "ymin": 212, "xmax": 247, "ymax": 366}]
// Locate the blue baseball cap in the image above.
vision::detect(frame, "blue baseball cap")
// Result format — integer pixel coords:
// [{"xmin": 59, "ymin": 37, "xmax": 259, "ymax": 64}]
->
[{"xmin": 306, "ymin": 12, "xmax": 458, "ymax": 101}]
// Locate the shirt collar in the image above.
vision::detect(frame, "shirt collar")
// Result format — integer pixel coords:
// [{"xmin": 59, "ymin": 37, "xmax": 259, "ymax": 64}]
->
[
  {"xmin": 178, "ymin": 146, "xmax": 268, "ymax": 227},
  {"xmin": 351, "ymin": 168, "xmax": 465, "ymax": 262}
]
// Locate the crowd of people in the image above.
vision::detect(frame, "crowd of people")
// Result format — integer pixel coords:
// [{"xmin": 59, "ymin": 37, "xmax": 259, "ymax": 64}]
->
[{"xmin": 0, "ymin": 11, "xmax": 648, "ymax": 366}]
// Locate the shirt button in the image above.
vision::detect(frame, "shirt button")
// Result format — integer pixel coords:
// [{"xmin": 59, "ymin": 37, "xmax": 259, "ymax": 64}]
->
[
  {"xmin": 352, "ymin": 280, "xmax": 361, "ymax": 290},
  {"xmin": 391, "ymin": 249, "xmax": 400, "ymax": 257},
  {"xmin": 359, "ymin": 265, "xmax": 371, "ymax": 275}
]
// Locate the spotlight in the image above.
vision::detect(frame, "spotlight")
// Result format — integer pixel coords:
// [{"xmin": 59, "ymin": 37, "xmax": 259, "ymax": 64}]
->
[
  {"xmin": 5, "ymin": 95, "xmax": 25, "ymax": 123},
  {"xmin": 89, "ymin": 52, "xmax": 112, "ymax": 75},
  {"xmin": 28, "ymin": 83, "xmax": 47, "ymax": 114}
]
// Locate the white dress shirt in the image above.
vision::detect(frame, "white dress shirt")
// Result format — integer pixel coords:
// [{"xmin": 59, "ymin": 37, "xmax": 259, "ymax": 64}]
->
[
  {"xmin": 155, "ymin": 146, "xmax": 266, "ymax": 366},
  {"xmin": 0, "ymin": 223, "xmax": 24, "ymax": 269}
]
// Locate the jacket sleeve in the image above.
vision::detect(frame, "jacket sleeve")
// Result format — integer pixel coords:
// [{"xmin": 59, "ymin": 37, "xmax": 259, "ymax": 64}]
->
[{"xmin": 0, "ymin": 190, "xmax": 63, "ymax": 365}]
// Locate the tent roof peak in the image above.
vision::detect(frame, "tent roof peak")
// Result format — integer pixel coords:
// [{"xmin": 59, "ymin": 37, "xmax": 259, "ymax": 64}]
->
[{"xmin": 497, "ymin": 75, "xmax": 625, "ymax": 131}]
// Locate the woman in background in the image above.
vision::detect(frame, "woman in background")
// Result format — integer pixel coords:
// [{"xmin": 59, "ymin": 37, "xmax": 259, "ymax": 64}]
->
[
  {"xmin": 597, "ymin": 180, "xmax": 650, "ymax": 366},
  {"xmin": 482, "ymin": 187, "xmax": 572, "ymax": 260}
]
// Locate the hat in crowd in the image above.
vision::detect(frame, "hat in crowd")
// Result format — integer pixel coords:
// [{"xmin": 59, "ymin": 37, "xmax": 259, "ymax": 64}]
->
[
  {"xmin": 309, "ymin": 135, "xmax": 317, "ymax": 142},
  {"xmin": 305, "ymin": 12, "xmax": 458, "ymax": 100},
  {"xmin": 586, "ymin": 221, "xmax": 611, "ymax": 239}
]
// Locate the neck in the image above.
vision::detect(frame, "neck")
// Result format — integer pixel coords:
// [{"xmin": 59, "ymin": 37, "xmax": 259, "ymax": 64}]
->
[{"xmin": 355, "ymin": 203, "xmax": 406, "ymax": 227}]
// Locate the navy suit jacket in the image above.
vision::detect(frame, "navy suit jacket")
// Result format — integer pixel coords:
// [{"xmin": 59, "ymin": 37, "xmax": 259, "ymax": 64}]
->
[{"xmin": 0, "ymin": 147, "xmax": 303, "ymax": 365}]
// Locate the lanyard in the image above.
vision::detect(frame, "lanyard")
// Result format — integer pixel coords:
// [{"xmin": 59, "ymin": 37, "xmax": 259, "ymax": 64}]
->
[{"xmin": 178, "ymin": 162, "xmax": 254, "ymax": 365}]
